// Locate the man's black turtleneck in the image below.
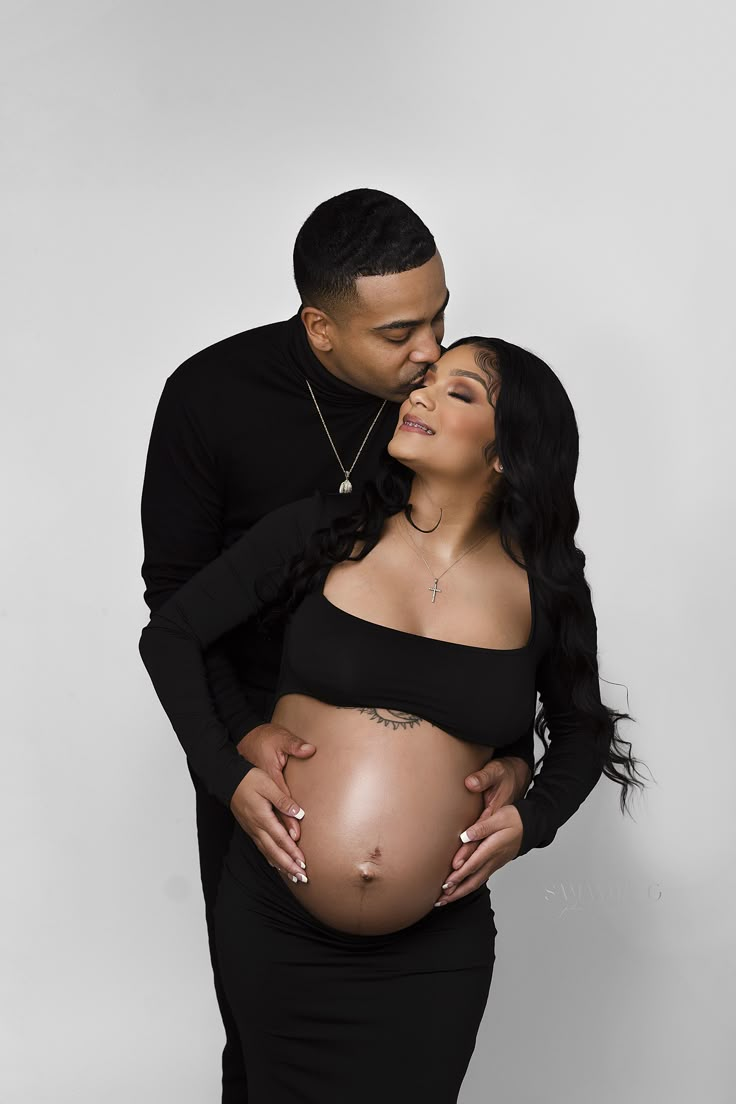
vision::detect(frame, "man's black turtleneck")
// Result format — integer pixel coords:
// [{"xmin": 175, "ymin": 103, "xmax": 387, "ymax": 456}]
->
[{"xmin": 141, "ymin": 312, "xmax": 533, "ymax": 791}]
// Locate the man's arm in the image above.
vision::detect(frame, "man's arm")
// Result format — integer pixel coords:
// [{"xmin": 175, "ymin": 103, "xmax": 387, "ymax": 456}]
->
[
  {"xmin": 139, "ymin": 494, "xmax": 325, "ymax": 879},
  {"xmin": 141, "ymin": 374, "xmax": 263, "ymax": 746},
  {"xmin": 139, "ymin": 495, "xmax": 326, "ymax": 797}
]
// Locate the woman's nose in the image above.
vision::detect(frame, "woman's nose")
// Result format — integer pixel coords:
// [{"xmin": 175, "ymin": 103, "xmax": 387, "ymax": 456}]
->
[{"xmin": 409, "ymin": 381, "xmax": 435, "ymax": 408}]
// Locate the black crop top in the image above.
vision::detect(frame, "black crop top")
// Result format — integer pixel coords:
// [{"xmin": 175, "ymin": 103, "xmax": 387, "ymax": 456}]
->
[
  {"xmin": 278, "ymin": 585, "xmax": 540, "ymax": 749},
  {"xmin": 139, "ymin": 493, "xmax": 607, "ymax": 857}
]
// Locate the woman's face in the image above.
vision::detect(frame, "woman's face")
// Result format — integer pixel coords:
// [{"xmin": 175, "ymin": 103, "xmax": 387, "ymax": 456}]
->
[{"xmin": 387, "ymin": 345, "xmax": 502, "ymax": 483}]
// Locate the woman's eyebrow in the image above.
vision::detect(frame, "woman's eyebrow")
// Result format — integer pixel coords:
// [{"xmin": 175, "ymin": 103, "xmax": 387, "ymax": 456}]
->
[{"xmin": 449, "ymin": 369, "xmax": 486, "ymax": 385}]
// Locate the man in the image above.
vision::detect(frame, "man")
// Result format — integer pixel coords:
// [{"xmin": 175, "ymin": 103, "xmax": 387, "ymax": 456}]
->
[{"xmin": 140, "ymin": 188, "xmax": 534, "ymax": 1101}]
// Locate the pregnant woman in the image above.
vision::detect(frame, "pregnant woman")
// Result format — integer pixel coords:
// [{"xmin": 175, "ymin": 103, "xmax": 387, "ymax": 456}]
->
[{"xmin": 140, "ymin": 336, "xmax": 643, "ymax": 1103}]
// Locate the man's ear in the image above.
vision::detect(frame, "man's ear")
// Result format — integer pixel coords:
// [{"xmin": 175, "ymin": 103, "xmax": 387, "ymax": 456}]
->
[{"xmin": 301, "ymin": 306, "xmax": 334, "ymax": 353}]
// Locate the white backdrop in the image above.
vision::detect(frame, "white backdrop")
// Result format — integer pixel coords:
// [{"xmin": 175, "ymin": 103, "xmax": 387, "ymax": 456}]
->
[{"xmin": 2, "ymin": 2, "xmax": 734, "ymax": 1101}]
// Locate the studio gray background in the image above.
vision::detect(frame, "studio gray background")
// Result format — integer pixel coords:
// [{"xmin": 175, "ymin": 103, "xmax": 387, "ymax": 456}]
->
[{"xmin": 2, "ymin": 1, "xmax": 734, "ymax": 1101}]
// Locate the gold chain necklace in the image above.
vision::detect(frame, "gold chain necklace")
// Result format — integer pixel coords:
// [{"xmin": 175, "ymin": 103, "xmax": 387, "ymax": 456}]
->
[
  {"xmin": 397, "ymin": 514, "xmax": 492, "ymax": 603},
  {"xmin": 305, "ymin": 379, "xmax": 387, "ymax": 494}
]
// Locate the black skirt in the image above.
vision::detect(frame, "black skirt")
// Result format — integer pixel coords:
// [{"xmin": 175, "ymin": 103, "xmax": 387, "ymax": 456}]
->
[{"xmin": 214, "ymin": 829, "xmax": 498, "ymax": 1104}]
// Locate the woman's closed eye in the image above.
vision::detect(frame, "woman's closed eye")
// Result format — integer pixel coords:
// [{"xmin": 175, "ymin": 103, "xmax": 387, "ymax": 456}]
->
[{"xmin": 409, "ymin": 381, "xmax": 471, "ymax": 400}]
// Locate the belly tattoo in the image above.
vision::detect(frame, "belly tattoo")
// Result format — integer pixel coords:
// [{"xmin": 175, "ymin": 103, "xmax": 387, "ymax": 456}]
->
[{"xmin": 354, "ymin": 707, "xmax": 424, "ymax": 730}]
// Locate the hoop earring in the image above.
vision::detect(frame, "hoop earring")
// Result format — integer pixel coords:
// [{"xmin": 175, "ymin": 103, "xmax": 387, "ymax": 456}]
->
[{"xmin": 404, "ymin": 503, "xmax": 443, "ymax": 533}]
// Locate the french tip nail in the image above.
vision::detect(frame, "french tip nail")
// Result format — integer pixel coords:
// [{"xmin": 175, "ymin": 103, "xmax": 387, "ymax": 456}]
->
[
  {"xmin": 294, "ymin": 808, "xmax": 305, "ymax": 820},
  {"xmin": 299, "ymin": 860, "xmax": 306, "ymax": 869},
  {"xmin": 460, "ymin": 830, "xmax": 472, "ymax": 843},
  {"xmin": 442, "ymin": 882, "xmax": 451, "ymax": 890},
  {"xmin": 291, "ymin": 875, "xmax": 298, "ymax": 883}
]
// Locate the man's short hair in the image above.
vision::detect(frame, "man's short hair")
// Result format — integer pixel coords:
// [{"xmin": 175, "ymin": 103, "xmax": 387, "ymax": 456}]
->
[{"xmin": 293, "ymin": 188, "xmax": 436, "ymax": 314}]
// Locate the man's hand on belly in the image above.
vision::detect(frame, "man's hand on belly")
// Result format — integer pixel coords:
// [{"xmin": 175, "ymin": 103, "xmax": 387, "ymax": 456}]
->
[
  {"xmin": 464, "ymin": 755, "xmax": 532, "ymax": 811},
  {"xmin": 229, "ymin": 768, "xmax": 310, "ymax": 885},
  {"xmin": 433, "ymin": 805, "xmax": 524, "ymax": 907},
  {"xmin": 236, "ymin": 723, "xmax": 316, "ymax": 844},
  {"xmin": 432, "ymin": 756, "xmax": 530, "ymax": 907}
]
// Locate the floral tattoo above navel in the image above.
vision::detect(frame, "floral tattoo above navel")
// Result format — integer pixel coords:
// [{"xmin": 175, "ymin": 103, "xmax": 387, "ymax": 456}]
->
[{"xmin": 356, "ymin": 707, "xmax": 426, "ymax": 730}]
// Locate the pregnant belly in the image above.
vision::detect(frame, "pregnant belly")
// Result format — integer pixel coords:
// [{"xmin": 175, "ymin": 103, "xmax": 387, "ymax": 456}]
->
[{"xmin": 270, "ymin": 695, "xmax": 493, "ymax": 936}]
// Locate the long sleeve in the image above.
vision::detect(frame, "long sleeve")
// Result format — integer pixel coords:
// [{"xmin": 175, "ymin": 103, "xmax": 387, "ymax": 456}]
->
[
  {"xmin": 511, "ymin": 630, "xmax": 607, "ymax": 857},
  {"xmin": 139, "ymin": 495, "xmax": 323, "ymax": 806},
  {"xmin": 140, "ymin": 375, "xmax": 263, "ymax": 743}
]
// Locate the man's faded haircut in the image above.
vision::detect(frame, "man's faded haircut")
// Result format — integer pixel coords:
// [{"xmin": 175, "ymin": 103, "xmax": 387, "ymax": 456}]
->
[{"xmin": 293, "ymin": 188, "xmax": 436, "ymax": 314}]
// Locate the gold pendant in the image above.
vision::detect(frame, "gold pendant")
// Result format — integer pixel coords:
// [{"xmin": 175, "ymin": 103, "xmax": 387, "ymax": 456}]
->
[{"xmin": 339, "ymin": 478, "xmax": 353, "ymax": 494}]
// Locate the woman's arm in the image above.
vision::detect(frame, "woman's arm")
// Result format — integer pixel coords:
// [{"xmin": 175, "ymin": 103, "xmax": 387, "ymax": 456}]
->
[
  {"xmin": 510, "ymin": 643, "xmax": 607, "ymax": 857},
  {"xmin": 139, "ymin": 493, "xmax": 323, "ymax": 806}
]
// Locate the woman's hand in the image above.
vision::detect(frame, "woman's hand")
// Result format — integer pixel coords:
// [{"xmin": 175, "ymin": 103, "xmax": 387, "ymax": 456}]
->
[
  {"xmin": 434, "ymin": 805, "xmax": 524, "ymax": 907},
  {"xmin": 236, "ymin": 723, "xmax": 316, "ymax": 843},
  {"xmin": 229, "ymin": 768, "xmax": 310, "ymax": 884}
]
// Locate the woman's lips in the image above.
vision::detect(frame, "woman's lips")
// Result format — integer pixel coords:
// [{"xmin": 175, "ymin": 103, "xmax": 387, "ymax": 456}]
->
[{"xmin": 400, "ymin": 416, "xmax": 435, "ymax": 435}]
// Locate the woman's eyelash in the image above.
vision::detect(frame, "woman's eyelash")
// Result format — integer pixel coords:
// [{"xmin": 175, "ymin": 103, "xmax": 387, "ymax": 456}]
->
[{"xmin": 409, "ymin": 383, "xmax": 470, "ymax": 401}]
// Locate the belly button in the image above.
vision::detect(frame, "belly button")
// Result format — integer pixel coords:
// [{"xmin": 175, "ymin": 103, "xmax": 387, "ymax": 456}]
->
[{"xmin": 357, "ymin": 861, "xmax": 380, "ymax": 883}]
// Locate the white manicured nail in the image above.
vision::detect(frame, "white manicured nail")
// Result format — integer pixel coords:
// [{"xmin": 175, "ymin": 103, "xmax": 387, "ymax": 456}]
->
[
  {"xmin": 460, "ymin": 830, "xmax": 473, "ymax": 843},
  {"xmin": 299, "ymin": 861, "xmax": 306, "ymax": 869},
  {"xmin": 292, "ymin": 807, "xmax": 305, "ymax": 820},
  {"xmin": 442, "ymin": 882, "xmax": 453, "ymax": 890},
  {"xmin": 291, "ymin": 875, "xmax": 298, "ymax": 883}
]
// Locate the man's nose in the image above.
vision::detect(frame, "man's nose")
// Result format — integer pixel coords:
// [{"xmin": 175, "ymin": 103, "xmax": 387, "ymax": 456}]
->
[{"xmin": 408, "ymin": 327, "xmax": 442, "ymax": 365}]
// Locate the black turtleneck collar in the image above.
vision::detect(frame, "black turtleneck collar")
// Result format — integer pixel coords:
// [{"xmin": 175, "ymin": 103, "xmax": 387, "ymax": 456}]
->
[{"xmin": 285, "ymin": 311, "xmax": 386, "ymax": 408}]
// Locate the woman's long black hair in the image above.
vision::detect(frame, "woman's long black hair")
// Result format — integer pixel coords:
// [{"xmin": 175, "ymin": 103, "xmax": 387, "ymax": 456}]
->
[{"xmin": 269, "ymin": 337, "xmax": 645, "ymax": 813}]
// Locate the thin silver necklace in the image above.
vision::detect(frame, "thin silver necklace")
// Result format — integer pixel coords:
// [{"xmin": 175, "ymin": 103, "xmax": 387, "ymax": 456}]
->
[
  {"xmin": 398, "ymin": 514, "xmax": 492, "ymax": 603},
  {"xmin": 305, "ymin": 378, "xmax": 387, "ymax": 494}
]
